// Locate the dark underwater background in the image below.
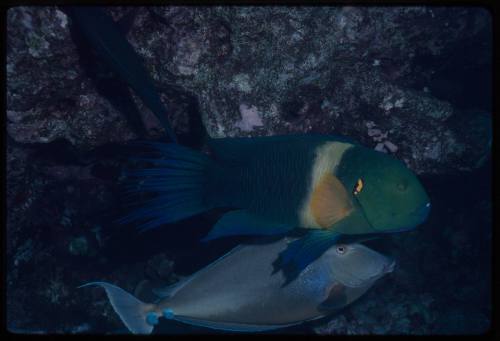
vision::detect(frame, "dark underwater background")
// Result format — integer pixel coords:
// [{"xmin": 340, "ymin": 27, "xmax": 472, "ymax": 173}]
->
[{"xmin": 6, "ymin": 6, "xmax": 492, "ymax": 334}]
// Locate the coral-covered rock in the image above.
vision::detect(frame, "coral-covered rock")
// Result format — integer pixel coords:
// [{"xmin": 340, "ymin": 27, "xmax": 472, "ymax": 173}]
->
[
  {"xmin": 7, "ymin": 6, "xmax": 491, "ymax": 172},
  {"xmin": 122, "ymin": 6, "xmax": 491, "ymax": 174},
  {"xmin": 6, "ymin": 7, "xmax": 139, "ymax": 149}
]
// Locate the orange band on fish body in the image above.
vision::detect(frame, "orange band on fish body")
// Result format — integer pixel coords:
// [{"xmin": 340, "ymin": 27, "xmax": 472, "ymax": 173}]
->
[{"xmin": 309, "ymin": 173, "xmax": 353, "ymax": 229}]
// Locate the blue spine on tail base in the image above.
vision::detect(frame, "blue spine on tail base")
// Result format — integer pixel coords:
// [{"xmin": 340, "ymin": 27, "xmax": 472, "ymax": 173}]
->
[{"xmin": 118, "ymin": 142, "xmax": 213, "ymax": 231}]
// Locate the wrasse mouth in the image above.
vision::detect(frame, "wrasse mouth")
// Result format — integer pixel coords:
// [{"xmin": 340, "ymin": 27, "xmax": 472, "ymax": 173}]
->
[
  {"xmin": 412, "ymin": 201, "xmax": 431, "ymax": 222},
  {"xmin": 392, "ymin": 202, "xmax": 431, "ymax": 232}
]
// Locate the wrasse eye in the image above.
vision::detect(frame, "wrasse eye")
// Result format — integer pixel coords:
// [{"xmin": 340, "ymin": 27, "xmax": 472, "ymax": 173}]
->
[{"xmin": 353, "ymin": 178, "xmax": 363, "ymax": 195}]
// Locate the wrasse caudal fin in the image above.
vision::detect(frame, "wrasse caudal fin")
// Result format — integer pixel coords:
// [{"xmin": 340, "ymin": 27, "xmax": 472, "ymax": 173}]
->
[
  {"xmin": 118, "ymin": 142, "xmax": 212, "ymax": 232},
  {"xmin": 78, "ymin": 282, "xmax": 156, "ymax": 334}
]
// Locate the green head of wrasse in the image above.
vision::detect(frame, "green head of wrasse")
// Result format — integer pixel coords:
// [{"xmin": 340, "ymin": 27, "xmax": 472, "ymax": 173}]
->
[{"xmin": 337, "ymin": 145, "xmax": 431, "ymax": 233}]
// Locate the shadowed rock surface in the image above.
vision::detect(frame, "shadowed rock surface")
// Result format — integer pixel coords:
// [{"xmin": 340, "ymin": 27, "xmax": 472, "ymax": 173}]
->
[{"xmin": 6, "ymin": 6, "xmax": 491, "ymax": 334}]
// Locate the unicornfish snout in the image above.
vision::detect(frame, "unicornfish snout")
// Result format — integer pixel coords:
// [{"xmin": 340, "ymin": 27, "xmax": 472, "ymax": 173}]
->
[{"xmin": 384, "ymin": 259, "xmax": 396, "ymax": 274}]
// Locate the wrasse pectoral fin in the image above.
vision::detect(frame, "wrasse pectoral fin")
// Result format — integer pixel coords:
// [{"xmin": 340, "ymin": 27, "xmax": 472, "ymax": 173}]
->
[
  {"xmin": 201, "ymin": 209, "xmax": 292, "ymax": 242},
  {"xmin": 272, "ymin": 230, "xmax": 341, "ymax": 286}
]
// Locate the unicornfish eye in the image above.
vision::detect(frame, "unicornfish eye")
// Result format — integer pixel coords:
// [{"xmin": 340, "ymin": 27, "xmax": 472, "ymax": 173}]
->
[
  {"xmin": 336, "ymin": 245, "xmax": 347, "ymax": 254},
  {"xmin": 353, "ymin": 178, "xmax": 364, "ymax": 195}
]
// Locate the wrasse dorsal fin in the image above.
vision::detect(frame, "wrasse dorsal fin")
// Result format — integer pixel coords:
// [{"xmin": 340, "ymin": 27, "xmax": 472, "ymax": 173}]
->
[{"xmin": 207, "ymin": 134, "xmax": 352, "ymax": 164}]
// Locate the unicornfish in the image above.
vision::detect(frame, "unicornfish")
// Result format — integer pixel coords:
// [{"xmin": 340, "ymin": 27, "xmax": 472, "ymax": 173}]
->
[
  {"xmin": 121, "ymin": 134, "xmax": 430, "ymax": 281},
  {"xmin": 80, "ymin": 237, "xmax": 395, "ymax": 334},
  {"xmin": 64, "ymin": 6, "xmax": 177, "ymax": 142}
]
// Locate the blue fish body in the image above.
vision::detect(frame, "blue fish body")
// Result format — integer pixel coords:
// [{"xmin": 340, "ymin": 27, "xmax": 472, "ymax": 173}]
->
[
  {"xmin": 123, "ymin": 134, "xmax": 357, "ymax": 231},
  {"xmin": 122, "ymin": 133, "xmax": 429, "ymax": 279}
]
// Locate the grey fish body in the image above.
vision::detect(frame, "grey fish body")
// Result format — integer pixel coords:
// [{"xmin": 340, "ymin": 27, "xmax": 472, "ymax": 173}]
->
[
  {"xmin": 160, "ymin": 238, "xmax": 336, "ymax": 328},
  {"xmin": 81, "ymin": 238, "xmax": 394, "ymax": 333}
]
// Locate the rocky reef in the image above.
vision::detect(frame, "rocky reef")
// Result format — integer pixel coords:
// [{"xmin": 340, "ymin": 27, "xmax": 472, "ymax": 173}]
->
[{"xmin": 6, "ymin": 6, "xmax": 491, "ymax": 334}]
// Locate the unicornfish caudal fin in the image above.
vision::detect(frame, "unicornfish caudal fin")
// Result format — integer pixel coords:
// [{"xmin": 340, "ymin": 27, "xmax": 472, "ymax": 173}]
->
[
  {"xmin": 78, "ymin": 282, "xmax": 157, "ymax": 334},
  {"xmin": 118, "ymin": 142, "xmax": 214, "ymax": 232}
]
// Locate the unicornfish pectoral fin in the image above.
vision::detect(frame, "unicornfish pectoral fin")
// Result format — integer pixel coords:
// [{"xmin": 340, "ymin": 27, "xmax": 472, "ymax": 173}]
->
[
  {"xmin": 317, "ymin": 283, "xmax": 348, "ymax": 312},
  {"xmin": 201, "ymin": 209, "xmax": 292, "ymax": 242},
  {"xmin": 78, "ymin": 282, "xmax": 156, "ymax": 334},
  {"xmin": 272, "ymin": 230, "xmax": 341, "ymax": 286}
]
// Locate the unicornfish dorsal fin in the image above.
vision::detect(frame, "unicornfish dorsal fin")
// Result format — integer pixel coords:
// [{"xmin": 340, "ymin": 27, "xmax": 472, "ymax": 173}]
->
[
  {"xmin": 152, "ymin": 276, "xmax": 190, "ymax": 298},
  {"xmin": 310, "ymin": 173, "xmax": 353, "ymax": 228}
]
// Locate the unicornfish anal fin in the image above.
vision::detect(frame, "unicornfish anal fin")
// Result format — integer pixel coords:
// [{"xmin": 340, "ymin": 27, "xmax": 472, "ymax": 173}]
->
[
  {"xmin": 201, "ymin": 209, "xmax": 292, "ymax": 242},
  {"xmin": 272, "ymin": 229, "xmax": 341, "ymax": 286}
]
